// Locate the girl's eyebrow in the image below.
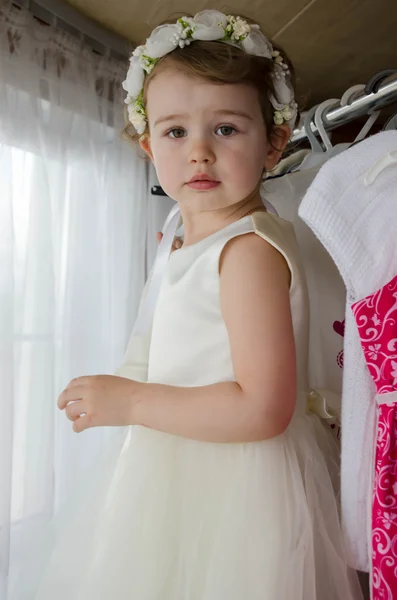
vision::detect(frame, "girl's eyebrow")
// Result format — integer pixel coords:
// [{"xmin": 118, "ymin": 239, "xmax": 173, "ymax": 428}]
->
[
  {"xmin": 154, "ymin": 109, "xmax": 254, "ymax": 128},
  {"xmin": 214, "ymin": 109, "xmax": 254, "ymax": 121},
  {"xmin": 154, "ymin": 114, "xmax": 187, "ymax": 127}
]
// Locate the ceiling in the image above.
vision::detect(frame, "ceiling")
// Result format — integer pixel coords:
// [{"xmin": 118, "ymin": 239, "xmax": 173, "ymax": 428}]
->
[{"xmin": 65, "ymin": 0, "xmax": 397, "ymax": 109}]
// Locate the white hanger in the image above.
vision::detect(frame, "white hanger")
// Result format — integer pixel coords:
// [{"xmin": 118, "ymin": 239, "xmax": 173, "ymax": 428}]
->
[
  {"xmin": 340, "ymin": 85, "xmax": 381, "ymax": 142},
  {"xmin": 303, "ymin": 104, "xmax": 324, "ymax": 153},
  {"xmin": 383, "ymin": 112, "xmax": 397, "ymax": 130},
  {"xmin": 299, "ymin": 86, "xmax": 382, "ymax": 172},
  {"xmin": 299, "ymin": 99, "xmax": 340, "ymax": 170},
  {"xmin": 314, "ymin": 98, "xmax": 341, "ymax": 152},
  {"xmin": 339, "ymin": 84, "xmax": 365, "ymax": 105}
]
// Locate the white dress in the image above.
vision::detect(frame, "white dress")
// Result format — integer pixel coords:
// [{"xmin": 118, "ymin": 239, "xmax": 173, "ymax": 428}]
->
[{"xmin": 9, "ymin": 212, "xmax": 363, "ymax": 600}]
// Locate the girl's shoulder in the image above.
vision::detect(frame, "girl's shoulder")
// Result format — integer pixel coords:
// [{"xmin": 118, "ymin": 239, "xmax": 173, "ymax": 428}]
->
[
  {"xmin": 249, "ymin": 212, "xmax": 300, "ymax": 275},
  {"xmin": 167, "ymin": 211, "xmax": 305, "ymax": 295},
  {"xmin": 214, "ymin": 212, "xmax": 304, "ymax": 292},
  {"xmin": 212, "ymin": 212, "xmax": 300, "ymax": 274},
  {"xmin": 214, "ymin": 211, "xmax": 298, "ymax": 261}
]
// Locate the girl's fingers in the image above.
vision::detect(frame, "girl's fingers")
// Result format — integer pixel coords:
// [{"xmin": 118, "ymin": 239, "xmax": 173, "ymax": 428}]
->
[
  {"xmin": 58, "ymin": 388, "xmax": 84, "ymax": 410},
  {"xmin": 65, "ymin": 400, "xmax": 86, "ymax": 421},
  {"xmin": 157, "ymin": 232, "xmax": 163, "ymax": 243},
  {"xmin": 73, "ymin": 414, "xmax": 93, "ymax": 433}
]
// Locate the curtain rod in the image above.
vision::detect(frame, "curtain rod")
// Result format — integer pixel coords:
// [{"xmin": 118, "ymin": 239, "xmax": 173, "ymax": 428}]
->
[
  {"xmin": 13, "ymin": 0, "xmax": 131, "ymax": 59},
  {"xmin": 290, "ymin": 76, "xmax": 397, "ymax": 144}
]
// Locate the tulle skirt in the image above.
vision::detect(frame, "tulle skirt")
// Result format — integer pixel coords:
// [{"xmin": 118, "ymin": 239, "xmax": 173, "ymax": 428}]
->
[{"xmin": 8, "ymin": 414, "xmax": 363, "ymax": 600}]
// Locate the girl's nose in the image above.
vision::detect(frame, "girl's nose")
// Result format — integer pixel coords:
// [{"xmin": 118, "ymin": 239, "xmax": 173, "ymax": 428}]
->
[{"xmin": 188, "ymin": 139, "xmax": 216, "ymax": 165}]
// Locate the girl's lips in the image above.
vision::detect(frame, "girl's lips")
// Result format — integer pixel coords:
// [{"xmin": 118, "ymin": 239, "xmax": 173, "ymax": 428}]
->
[{"xmin": 187, "ymin": 180, "xmax": 220, "ymax": 190}]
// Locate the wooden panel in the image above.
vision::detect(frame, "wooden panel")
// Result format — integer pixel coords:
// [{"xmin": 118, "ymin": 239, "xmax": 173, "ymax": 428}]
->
[
  {"xmin": 65, "ymin": 0, "xmax": 315, "ymax": 44},
  {"xmin": 275, "ymin": 0, "xmax": 397, "ymax": 106}
]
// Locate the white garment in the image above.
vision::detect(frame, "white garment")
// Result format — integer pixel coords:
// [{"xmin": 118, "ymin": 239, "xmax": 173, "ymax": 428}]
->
[
  {"xmin": 299, "ymin": 130, "xmax": 397, "ymax": 572},
  {"xmin": 268, "ymin": 149, "xmax": 311, "ymax": 177},
  {"xmin": 263, "ymin": 172, "xmax": 346, "ymax": 400},
  {"xmin": 9, "ymin": 213, "xmax": 362, "ymax": 600}
]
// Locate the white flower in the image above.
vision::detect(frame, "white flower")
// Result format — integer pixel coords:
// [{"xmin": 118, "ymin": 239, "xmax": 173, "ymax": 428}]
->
[
  {"xmin": 122, "ymin": 56, "xmax": 145, "ymax": 99},
  {"xmin": 282, "ymin": 106, "xmax": 293, "ymax": 121},
  {"xmin": 273, "ymin": 102, "xmax": 297, "ymax": 127},
  {"xmin": 121, "ymin": 10, "xmax": 297, "ymax": 133},
  {"xmin": 368, "ymin": 344, "xmax": 381, "ymax": 360},
  {"xmin": 192, "ymin": 10, "xmax": 226, "ymax": 40},
  {"xmin": 274, "ymin": 112, "xmax": 284, "ymax": 125},
  {"xmin": 382, "ymin": 512, "xmax": 397, "ymax": 530},
  {"xmin": 127, "ymin": 104, "xmax": 146, "ymax": 134},
  {"xmin": 179, "ymin": 15, "xmax": 195, "ymax": 29},
  {"xmin": 145, "ymin": 24, "xmax": 183, "ymax": 58},
  {"xmin": 273, "ymin": 75, "xmax": 294, "ymax": 107},
  {"xmin": 132, "ymin": 45, "xmax": 145, "ymax": 58},
  {"xmin": 241, "ymin": 28, "xmax": 273, "ymax": 59},
  {"xmin": 231, "ymin": 17, "xmax": 250, "ymax": 40}
]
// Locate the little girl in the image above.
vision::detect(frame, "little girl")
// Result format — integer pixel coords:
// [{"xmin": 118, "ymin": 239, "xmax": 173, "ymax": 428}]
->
[{"xmin": 14, "ymin": 10, "xmax": 363, "ymax": 600}]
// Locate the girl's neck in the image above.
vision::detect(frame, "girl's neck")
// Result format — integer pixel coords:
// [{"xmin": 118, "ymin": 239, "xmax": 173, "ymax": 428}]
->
[{"xmin": 180, "ymin": 192, "xmax": 266, "ymax": 247}]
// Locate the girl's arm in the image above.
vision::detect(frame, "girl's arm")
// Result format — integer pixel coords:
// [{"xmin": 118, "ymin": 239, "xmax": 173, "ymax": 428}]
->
[{"xmin": 134, "ymin": 233, "xmax": 297, "ymax": 443}]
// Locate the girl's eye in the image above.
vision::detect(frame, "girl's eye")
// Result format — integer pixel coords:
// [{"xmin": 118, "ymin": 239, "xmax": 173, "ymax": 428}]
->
[
  {"xmin": 167, "ymin": 128, "xmax": 186, "ymax": 139},
  {"xmin": 216, "ymin": 125, "xmax": 237, "ymax": 136}
]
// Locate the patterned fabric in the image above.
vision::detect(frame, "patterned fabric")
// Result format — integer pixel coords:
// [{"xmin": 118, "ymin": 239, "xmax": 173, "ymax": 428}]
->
[
  {"xmin": 333, "ymin": 319, "xmax": 345, "ymax": 368},
  {"xmin": 352, "ymin": 274, "xmax": 397, "ymax": 600}
]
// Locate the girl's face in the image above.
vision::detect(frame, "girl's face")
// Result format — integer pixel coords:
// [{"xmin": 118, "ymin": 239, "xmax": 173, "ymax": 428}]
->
[{"xmin": 140, "ymin": 68, "xmax": 289, "ymax": 214}]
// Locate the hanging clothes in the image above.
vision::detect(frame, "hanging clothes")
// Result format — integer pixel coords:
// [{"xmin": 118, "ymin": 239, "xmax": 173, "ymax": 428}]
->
[
  {"xmin": 298, "ymin": 131, "xmax": 397, "ymax": 592},
  {"xmin": 263, "ymin": 169, "xmax": 346, "ymax": 402},
  {"xmin": 352, "ymin": 275, "xmax": 397, "ymax": 600}
]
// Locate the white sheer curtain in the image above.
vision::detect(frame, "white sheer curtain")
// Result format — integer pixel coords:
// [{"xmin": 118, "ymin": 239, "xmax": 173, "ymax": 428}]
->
[{"xmin": 0, "ymin": 1, "xmax": 149, "ymax": 595}]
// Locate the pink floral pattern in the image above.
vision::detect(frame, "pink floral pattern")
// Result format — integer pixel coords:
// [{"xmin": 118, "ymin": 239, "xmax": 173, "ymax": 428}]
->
[{"xmin": 352, "ymin": 275, "xmax": 397, "ymax": 600}]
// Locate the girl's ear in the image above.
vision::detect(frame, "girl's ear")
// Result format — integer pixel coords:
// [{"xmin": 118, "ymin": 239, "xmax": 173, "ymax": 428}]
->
[
  {"xmin": 139, "ymin": 134, "xmax": 154, "ymax": 161},
  {"xmin": 263, "ymin": 125, "xmax": 291, "ymax": 171}
]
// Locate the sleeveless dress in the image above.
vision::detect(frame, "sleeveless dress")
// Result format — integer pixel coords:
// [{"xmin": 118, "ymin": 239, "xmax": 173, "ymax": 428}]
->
[{"xmin": 9, "ymin": 212, "xmax": 363, "ymax": 600}]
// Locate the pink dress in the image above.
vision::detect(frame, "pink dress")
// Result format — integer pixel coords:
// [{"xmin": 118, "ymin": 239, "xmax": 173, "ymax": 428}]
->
[{"xmin": 352, "ymin": 274, "xmax": 397, "ymax": 600}]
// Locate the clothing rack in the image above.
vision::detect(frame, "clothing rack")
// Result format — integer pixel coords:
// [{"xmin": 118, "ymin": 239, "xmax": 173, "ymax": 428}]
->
[{"xmin": 290, "ymin": 73, "xmax": 397, "ymax": 145}]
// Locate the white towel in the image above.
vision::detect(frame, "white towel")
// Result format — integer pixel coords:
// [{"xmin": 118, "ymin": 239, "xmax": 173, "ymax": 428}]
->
[{"xmin": 298, "ymin": 130, "xmax": 397, "ymax": 572}]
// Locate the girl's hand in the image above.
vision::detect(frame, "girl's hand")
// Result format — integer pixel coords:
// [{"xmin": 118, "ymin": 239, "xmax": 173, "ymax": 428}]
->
[
  {"xmin": 58, "ymin": 375, "xmax": 142, "ymax": 433},
  {"xmin": 157, "ymin": 231, "xmax": 183, "ymax": 251}
]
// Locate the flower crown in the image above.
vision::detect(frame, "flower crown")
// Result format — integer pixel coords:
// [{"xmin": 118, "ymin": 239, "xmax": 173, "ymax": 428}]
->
[{"xmin": 122, "ymin": 10, "xmax": 298, "ymax": 135}]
